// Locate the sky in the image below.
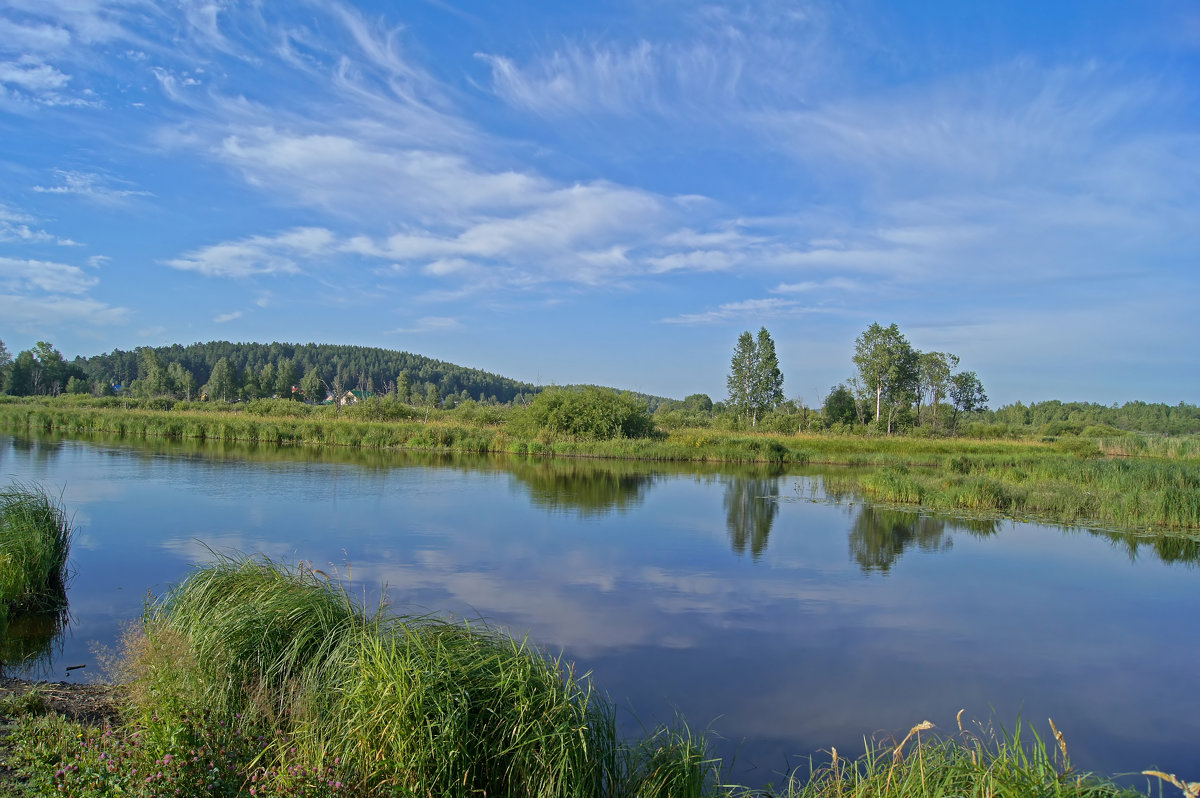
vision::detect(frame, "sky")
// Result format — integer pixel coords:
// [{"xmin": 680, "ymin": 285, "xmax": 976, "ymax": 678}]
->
[{"xmin": 1, "ymin": 0, "xmax": 1198, "ymax": 407}]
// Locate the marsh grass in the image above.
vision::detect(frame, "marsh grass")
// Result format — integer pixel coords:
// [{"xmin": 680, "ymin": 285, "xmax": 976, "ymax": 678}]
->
[
  {"xmin": 0, "ymin": 482, "xmax": 73, "ymax": 630},
  {"xmin": 4, "ymin": 402, "xmax": 1199, "ymax": 533},
  {"xmin": 824, "ymin": 455, "xmax": 1200, "ymax": 533},
  {"xmin": 123, "ymin": 553, "xmax": 714, "ymax": 797}
]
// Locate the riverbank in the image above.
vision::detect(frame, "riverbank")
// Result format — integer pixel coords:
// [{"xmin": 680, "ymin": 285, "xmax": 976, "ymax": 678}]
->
[{"xmin": 3, "ymin": 399, "xmax": 1198, "ymax": 535}]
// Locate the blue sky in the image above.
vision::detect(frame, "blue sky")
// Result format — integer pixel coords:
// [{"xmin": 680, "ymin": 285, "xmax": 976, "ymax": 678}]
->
[{"xmin": 1, "ymin": 0, "xmax": 1197, "ymax": 406}]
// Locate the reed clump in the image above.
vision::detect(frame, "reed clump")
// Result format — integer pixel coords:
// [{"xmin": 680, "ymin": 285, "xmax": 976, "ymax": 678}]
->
[
  {"xmin": 0, "ymin": 482, "xmax": 73, "ymax": 626},
  {"xmin": 122, "ymin": 553, "xmax": 715, "ymax": 797}
]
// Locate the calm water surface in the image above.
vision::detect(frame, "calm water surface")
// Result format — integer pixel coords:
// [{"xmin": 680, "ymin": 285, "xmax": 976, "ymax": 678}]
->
[{"xmin": 2, "ymin": 432, "xmax": 1198, "ymax": 788}]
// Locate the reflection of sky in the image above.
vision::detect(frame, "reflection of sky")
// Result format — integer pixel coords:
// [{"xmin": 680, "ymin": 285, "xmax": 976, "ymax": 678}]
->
[{"xmin": 2, "ymin": 434, "xmax": 1198, "ymax": 789}]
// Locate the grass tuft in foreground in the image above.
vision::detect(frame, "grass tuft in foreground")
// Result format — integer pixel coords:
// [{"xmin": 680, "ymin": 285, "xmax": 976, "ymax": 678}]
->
[{"xmin": 113, "ymin": 552, "xmax": 715, "ymax": 797}]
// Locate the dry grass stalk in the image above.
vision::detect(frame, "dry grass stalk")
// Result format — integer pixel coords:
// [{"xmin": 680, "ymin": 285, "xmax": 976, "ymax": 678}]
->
[{"xmin": 1143, "ymin": 770, "xmax": 1200, "ymax": 798}]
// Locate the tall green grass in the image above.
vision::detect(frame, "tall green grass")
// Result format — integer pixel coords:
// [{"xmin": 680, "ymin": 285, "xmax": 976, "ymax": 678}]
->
[
  {"xmin": 126, "ymin": 553, "xmax": 714, "ymax": 797},
  {"xmin": 0, "ymin": 482, "xmax": 73, "ymax": 626}
]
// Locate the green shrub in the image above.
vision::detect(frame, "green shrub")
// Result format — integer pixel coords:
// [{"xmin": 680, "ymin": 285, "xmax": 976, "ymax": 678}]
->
[
  {"xmin": 514, "ymin": 387, "xmax": 656, "ymax": 441},
  {"xmin": 245, "ymin": 398, "xmax": 312, "ymax": 418}
]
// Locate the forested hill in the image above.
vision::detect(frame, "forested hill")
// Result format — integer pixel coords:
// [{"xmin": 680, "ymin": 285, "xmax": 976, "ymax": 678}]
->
[{"xmin": 76, "ymin": 341, "xmax": 538, "ymax": 404}]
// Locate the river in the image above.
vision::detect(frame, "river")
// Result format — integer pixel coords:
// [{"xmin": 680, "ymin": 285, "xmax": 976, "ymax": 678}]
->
[{"xmin": 2, "ymin": 432, "xmax": 1197, "ymax": 788}]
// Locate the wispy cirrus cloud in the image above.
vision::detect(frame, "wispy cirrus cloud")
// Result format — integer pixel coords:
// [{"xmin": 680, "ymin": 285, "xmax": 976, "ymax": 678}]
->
[
  {"xmin": 33, "ymin": 169, "xmax": 151, "ymax": 204},
  {"xmin": 213, "ymin": 310, "xmax": 243, "ymax": 323},
  {"xmin": 479, "ymin": 4, "xmax": 830, "ymax": 118}
]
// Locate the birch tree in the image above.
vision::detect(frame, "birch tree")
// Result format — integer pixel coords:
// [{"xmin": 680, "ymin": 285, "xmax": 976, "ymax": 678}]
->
[{"xmin": 726, "ymin": 327, "xmax": 784, "ymax": 427}]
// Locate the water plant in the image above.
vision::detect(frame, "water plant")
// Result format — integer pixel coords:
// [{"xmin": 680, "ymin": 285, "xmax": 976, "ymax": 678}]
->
[{"xmin": 0, "ymin": 482, "xmax": 73, "ymax": 629}]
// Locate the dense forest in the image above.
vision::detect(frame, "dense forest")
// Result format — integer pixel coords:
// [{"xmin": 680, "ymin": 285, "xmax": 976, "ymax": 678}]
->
[{"xmin": 73, "ymin": 341, "xmax": 536, "ymax": 406}]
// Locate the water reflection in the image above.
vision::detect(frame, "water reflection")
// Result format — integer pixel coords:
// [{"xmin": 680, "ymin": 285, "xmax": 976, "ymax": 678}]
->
[
  {"xmin": 848, "ymin": 507, "xmax": 998, "ymax": 574},
  {"xmin": 724, "ymin": 471, "xmax": 782, "ymax": 559},
  {"xmin": 0, "ymin": 601, "xmax": 70, "ymax": 677},
  {"xmin": 506, "ymin": 459, "xmax": 657, "ymax": 516},
  {"xmin": 1086, "ymin": 528, "xmax": 1200, "ymax": 568}
]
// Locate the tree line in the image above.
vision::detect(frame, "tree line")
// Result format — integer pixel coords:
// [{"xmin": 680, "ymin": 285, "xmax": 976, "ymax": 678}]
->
[{"xmin": 1, "ymin": 336, "xmax": 1196, "ymax": 436}]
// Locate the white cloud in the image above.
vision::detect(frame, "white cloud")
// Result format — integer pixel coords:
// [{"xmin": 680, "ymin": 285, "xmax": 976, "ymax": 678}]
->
[
  {"xmin": 213, "ymin": 310, "xmax": 243, "ymax": 323},
  {"xmin": 0, "ymin": 293, "xmax": 128, "ymax": 329},
  {"xmin": 0, "ymin": 0, "xmax": 147, "ymax": 47},
  {"xmin": 33, "ymin": 169, "xmax": 151, "ymax": 203},
  {"xmin": 645, "ymin": 249, "xmax": 739, "ymax": 274},
  {"xmin": 773, "ymin": 277, "xmax": 862, "ymax": 293},
  {"xmin": 0, "ymin": 18, "xmax": 73, "ymax": 53},
  {"xmin": 479, "ymin": 5, "xmax": 829, "ymax": 118},
  {"xmin": 0, "ymin": 203, "xmax": 83, "ymax": 246},
  {"xmin": 0, "ymin": 57, "xmax": 70, "ymax": 91},
  {"xmin": 660, "ymin": 297, "xmax": 804, "ymax": 325},
  {"xmin": 391, "ymin": 316, "xmax": 462, "ymax": 334},
  {"xmin": 0, "ymin": 256, "xmax": 98, "ymax": 294},
  {"xmin": 165, "ymin": 227, "xmax": 336, "ymax": 278}
]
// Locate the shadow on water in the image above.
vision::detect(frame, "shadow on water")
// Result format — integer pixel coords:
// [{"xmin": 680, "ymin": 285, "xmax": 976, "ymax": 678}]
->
[{"xmin": 723, "ymin": 471, "xmax": 783, "ymax": 559}]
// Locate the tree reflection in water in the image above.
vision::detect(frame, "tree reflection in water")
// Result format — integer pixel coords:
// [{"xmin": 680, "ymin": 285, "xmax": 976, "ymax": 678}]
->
[
  {"xmin": 724, "ymin": 472, "xmax": 782, "ymax": 559},
  {"xmin": 849, "ymin": 507, "xmax": 999, "ymax": 574},
  {"xmin": 507, "ymin": 459, "xmax": 657, "ymax": 517}
]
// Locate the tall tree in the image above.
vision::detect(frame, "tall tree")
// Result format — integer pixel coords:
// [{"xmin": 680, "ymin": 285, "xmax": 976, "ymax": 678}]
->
[
  {"xmin": 852, "ymin": 323, "xmax": 918, "ymax": 434},
  {"xmin": 32, "ymin": 341, "xmax": 67, "ymax": 396},
  {"xmin": 916, "ymin": 351, "xmax": 959, "ymax": 429},
  {"xmin": 136, "ymin": 347, "xmax": 174, "ymax": 397},
  {"xmin": 275, "ymin": 357, "xmax": 298, "ymax": 400},
  {"xmin": 822, "ymin": 384, "xmax": 859, "ymax": 426},
  {"xmin": 6, "ymin": 350, "xmax": 35, "ymax": 396},
  {"xmin": 949, "ymin": 371, "xmax": 989, "ymax": 433},
  {"xmin": 206, "ymin": 357, "xmax": 235, "ymax": 402},
  {"xmin": 0, "ymin": 340, "xmax": 11, "ymax": 391},
  {"xmin": 168, "ymin": 362, "xmax": 197, "ymax": 401},
  {"xmin": 726, "ymin": 327, "xmax": 785, "ymax": 427},
  {"xmin": 300, "ymin": 367, "xmax": 324, "ymax": 403}
]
